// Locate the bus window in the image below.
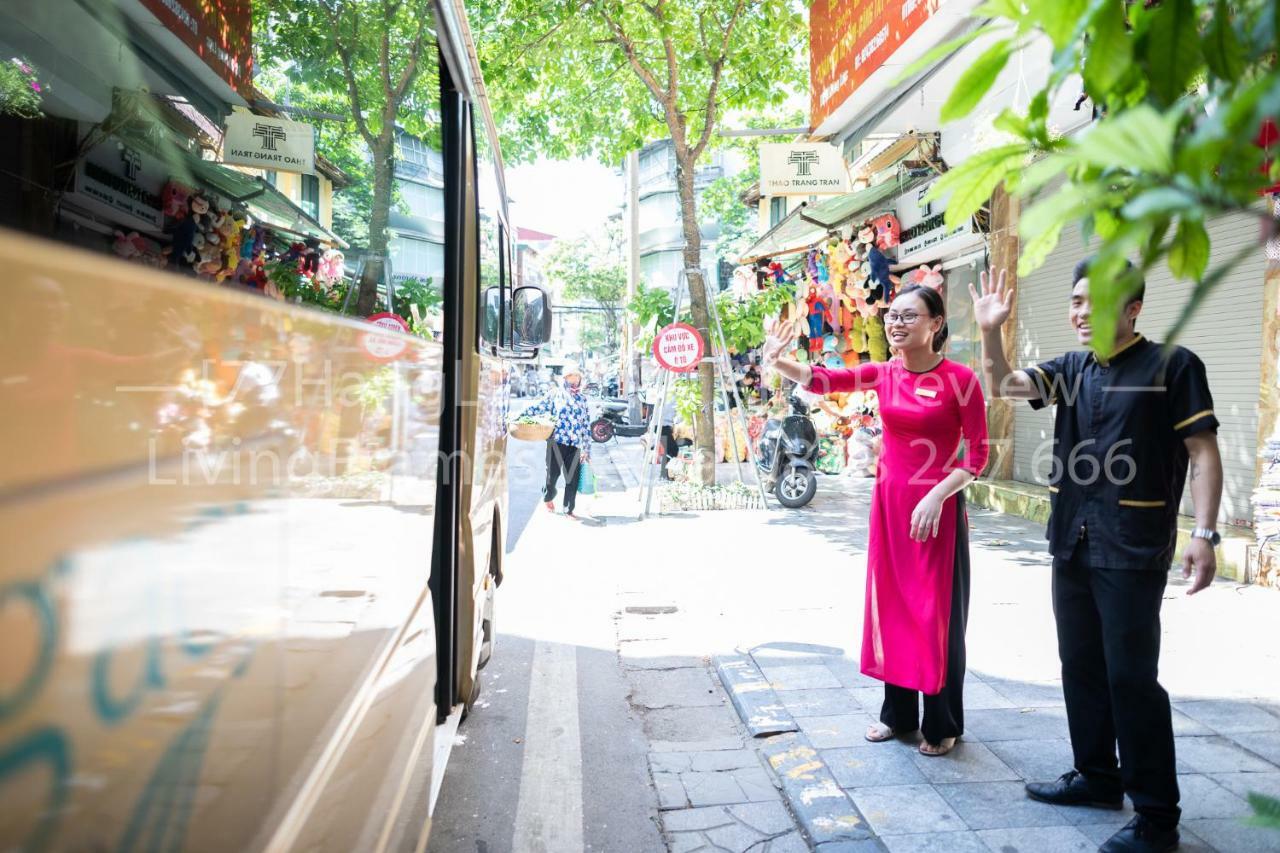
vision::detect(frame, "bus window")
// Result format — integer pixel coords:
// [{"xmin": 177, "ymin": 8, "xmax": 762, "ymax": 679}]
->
[{"xmin": 475, "ymin": 117, "xmax": 503, "ymax": 349}]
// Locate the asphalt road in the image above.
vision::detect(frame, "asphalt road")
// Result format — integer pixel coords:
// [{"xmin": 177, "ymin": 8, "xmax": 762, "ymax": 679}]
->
[{"xmin": 426, "ymin": 418, "xmax": 664, "ymax": 853}]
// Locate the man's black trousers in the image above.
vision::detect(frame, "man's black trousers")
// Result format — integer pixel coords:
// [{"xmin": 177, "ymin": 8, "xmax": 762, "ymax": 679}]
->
[{"xmin": 1053, "ymin": 543, "xmax": 1180, "ymax": 828}]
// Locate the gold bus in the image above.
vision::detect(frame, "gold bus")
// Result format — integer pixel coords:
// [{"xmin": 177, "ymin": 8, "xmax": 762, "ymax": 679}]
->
[{"xmin": 0, "ymin": 1, "xmax": 549, "ymax": 849}]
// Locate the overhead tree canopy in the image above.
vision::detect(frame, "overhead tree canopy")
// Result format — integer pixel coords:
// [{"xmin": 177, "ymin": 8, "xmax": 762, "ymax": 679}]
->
[
  {"xmin": 925, "ymin": 0, "xmax": 1280, "ymax": 350},
  {"xmin": 254, "ymin": 0, "xmax": 440, "ymax": 316},
  {"xmin": 471, "ymin": 0, "xmax": 806, "ymax": 484}
]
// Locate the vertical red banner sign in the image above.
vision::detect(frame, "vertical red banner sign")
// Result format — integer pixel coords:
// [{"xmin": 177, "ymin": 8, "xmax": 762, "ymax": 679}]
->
[
  {"xmin": 810, "ymin": 0, "xmax": 942, "ymax": 130},
  {"xmin": 137, "ymin": 0, "xmax": 254, "ymax": 97}
]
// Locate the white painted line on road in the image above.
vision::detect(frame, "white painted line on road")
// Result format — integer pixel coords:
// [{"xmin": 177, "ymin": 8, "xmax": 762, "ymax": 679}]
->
[{"xmin": 512, "ymin": 641, "xmax": 584, "ymax": 853}]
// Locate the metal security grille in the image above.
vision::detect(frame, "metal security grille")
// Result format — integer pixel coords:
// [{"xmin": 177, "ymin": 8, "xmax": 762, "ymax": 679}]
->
[{"xmin": 1012, "ymin": 210, "xmax": 1266, "ymax": 526}]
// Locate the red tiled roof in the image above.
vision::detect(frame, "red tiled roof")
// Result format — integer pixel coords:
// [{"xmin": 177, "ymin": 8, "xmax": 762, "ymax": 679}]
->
[{"xmin": 516, "ymin": 226, "xmax": 557, "ymax": 242}]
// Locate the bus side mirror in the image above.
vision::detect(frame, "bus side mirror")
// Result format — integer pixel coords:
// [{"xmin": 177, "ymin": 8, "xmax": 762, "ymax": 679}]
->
[{"xmin": 512, "ymin": 286, "xmax": 552, "ymax": 348}]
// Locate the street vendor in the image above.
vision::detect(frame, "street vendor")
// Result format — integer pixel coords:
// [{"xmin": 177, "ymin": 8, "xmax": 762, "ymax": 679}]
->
[{"xmin": 521, "ymin": 364, "xmax": 591, "ymax": 520}]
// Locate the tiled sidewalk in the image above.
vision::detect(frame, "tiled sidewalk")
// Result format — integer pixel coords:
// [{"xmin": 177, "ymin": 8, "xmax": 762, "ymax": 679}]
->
[
  {"xmin": 639, "ymin": 643, "xmax": 1280, "ymax": 852},
  {"xmin": 593, "ymin": 444, "xmax": 1280, "ymax": 851}
]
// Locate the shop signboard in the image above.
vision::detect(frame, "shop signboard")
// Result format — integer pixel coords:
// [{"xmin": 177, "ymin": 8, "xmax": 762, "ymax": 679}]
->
[
  {"xmin": 138, "ymin": 0, "xmax": 253, "ymax": 97},
  {"xmin": 70, "ymin": 136, "xmax": 166, "ymax": 231},
  {"xmin": 897, "ymin": 211, "xmax": 969, "ymax": 258},
  {"xmin": 894, "ymin": 178, "xmax": 985, "ymax": 266},
  {"xmin": 811, "ymin": 0, "xmax": 944, "ymax": 130},
  {"xmin": 361, "ymin": 312, "xmax": 411, "ymax": 362},
  {"xmin": 223, "ymin": 112, "xmax": 316, "ymax": 175},
  {"xmin": 653, "ymin": 323, "xmax": 705, "ymax": 373},
  {"xmin": 760, "ymin": 143, "xmax": 851, "ymax": 195}
]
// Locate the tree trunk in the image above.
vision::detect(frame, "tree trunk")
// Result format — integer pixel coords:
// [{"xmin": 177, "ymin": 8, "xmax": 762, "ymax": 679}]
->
[
  {"xmin": 358, "ymin": 133, "xmax": 396, "ymax": 317},
  {"xmin": 673, "ymin": 150, "xmax": 717, "ymax": 485}
]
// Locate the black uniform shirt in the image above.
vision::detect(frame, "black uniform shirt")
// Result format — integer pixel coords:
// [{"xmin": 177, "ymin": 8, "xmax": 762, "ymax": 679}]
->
[{"xmin": 1025, "ymin": 334, "xmax": 1218, "ymax": 570}]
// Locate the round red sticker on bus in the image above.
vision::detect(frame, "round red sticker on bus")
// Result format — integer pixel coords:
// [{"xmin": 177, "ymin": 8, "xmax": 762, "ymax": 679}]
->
[
  {"xmin": 362, "ymin": 312, "xmax": 411, "ymax": 361},
  {"xmin": 653, "ymin": 323, "xmax": 705, "ymax": 373}
]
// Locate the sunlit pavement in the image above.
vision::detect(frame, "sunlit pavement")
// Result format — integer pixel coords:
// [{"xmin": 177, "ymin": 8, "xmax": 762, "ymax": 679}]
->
[{"xmin": 428, "ymin": 432, "xmax": 1280, "ymax": 852}]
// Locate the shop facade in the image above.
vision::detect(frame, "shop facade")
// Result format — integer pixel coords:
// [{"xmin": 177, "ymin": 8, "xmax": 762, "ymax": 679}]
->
[
  {"xmin": 757, "ymin": 0, "xmax": 1278, "ymax": 578},
  {"xmin": 1, "ymin": 0, "xmax": 346, "ymax": 299}
]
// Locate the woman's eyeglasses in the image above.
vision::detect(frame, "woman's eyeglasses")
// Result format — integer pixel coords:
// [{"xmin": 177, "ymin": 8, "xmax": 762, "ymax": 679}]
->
[{"xmin": 884, "ymin": 311, "xmax": 925, "ymax": 325}]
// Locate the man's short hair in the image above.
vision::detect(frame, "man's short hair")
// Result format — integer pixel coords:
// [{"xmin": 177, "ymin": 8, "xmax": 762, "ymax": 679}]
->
[{"xmin": 1073, "ymin": 256, "xmax": 1146, "ymax": 304}]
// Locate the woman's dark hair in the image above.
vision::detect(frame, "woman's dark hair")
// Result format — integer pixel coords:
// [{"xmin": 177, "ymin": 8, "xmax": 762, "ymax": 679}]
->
[{"xmin": 894, "ymin": 284, "xmax": 949, "ymax": 353}]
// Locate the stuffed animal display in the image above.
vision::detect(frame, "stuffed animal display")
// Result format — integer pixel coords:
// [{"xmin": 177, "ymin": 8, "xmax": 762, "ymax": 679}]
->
[{"xmin": 768, "ymin": 213, "xmax": 911, "ymax": 371}]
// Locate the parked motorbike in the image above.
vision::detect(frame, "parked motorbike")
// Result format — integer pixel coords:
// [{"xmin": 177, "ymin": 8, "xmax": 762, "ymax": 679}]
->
[
  {"xmin": 590, "ymin": 399, "xmax": 649, "ymax": 442},
  {"xmin": 756, "ymin": 395, "xmax": 818, "ymax": 508}
]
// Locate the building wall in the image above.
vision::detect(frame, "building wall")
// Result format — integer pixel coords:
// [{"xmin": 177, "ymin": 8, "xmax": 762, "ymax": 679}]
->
[
  {"xmin": 629, "ymin": 138, "xmax": 742, "ymax": 294},
  {"xmin": 389, "ymin": 130, "xmax": 446, "ymax": 284}
]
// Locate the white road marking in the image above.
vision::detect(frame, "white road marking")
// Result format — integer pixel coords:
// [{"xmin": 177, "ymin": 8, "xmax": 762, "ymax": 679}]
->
[{"xmin": 512, "ymin": 641, "xmax": 584, "ymax": 853}]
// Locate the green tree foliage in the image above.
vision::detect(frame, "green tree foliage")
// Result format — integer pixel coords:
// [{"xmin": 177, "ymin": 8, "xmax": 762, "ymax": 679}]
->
[
  {"xmin": 1250, "ymin": 791, "xmax": 1280, "ymax": 829},
  {"xmin": 471, "ymin": 0, "xmax": 806, "ymax": 482},
  {"xmin": 544, "ymin": 229, "xmax": 628, "ymax": 353},
  {"xmin": 254, "ymin": 1, "xmax": 439, "ymax": 316},
  {"xmin": 251, "ymin": 67, "xmax": 385, "ymax": 249},
  {"xmin": 925, "ymin": 0, "xmax": 1279, "ymax": 351},
  {"xmin": 700, "ymin": 110, "xmax": 808, "ymax": 261},
  {"xmin": 716, "ymin": 283, "xmax": 793, "ymax": 354}
]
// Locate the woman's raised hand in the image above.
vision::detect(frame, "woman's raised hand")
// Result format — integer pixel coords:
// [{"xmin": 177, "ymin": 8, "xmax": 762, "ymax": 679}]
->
[{"xmin": 761, "ymin": 317, "xmax": 797, "ymax": 371}]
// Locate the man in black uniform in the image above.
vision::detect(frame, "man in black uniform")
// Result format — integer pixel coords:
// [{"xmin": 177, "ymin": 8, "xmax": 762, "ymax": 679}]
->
[{"xmin": 972, "ymin": 260, "xmax": 1223, "ymax": 853}]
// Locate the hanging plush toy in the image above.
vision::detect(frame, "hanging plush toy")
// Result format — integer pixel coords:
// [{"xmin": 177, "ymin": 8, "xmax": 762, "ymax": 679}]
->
[
  {"xmin": 170, "ymin": 194, "xmax": 210, "ymax": 273},
  {"xmin": 216, "ymin": 210, "xmax": 243, "ymax": 279},
  {"xmin": 768, "ymin": 261, "xmax": 789, "ymax": 283},
  {"xmin": 857, "ymin": 221, "xmax": 899, "ymax": 303},
  {"xmin": 866, "ymin": 313, "xmax": 889, "ymax": 362},
  {"xmin": 805, "ymin": 286, "xmax": 828, "ymax": 356},
  {"xmin": 907, "ymin": 263, "xmax": 945, "ymax": 293},
  {"xmin": 162, "ymin": 181, "xmax": 193, "ymax": 221},
  {"xmin": 300, "ymin": 238, "xmax": 322, "ymax": 279},
  {"xmin": 317, "ymin": 248, "xmax": 345, "ymax": 290},
  {"xmin": 872, "ymin": 214, "xmax": 901, "ymax": 250}
]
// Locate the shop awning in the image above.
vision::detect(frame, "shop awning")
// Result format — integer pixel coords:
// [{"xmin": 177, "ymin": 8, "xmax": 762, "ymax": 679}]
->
[
  {"xmin": 115, "ymin": 125, "xmax": 347, "ymax": 248},
  {"xmin": 181, "ymin": 157, "xmax": 348, "ymax": 248},
  {"xmin": 739, "ymin": 174, "xmax": 927, "ymax": 264}
]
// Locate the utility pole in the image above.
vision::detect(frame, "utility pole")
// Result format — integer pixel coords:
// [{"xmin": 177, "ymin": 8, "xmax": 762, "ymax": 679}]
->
[{"xmin": 626, "ymin": 149, "xmax": 643, "ymax": 420}]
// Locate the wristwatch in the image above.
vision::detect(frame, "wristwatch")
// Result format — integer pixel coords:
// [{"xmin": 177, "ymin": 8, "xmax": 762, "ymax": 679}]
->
[{"xmin": 1191, "ymin": 527, "xmax": 1222, "ymax": 546}]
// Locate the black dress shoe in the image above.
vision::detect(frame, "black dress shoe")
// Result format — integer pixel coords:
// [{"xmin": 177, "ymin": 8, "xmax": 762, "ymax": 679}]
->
[
  {"xmin": 1025, "ymin": 770, "xmax": 1124, "ymax": 809},
  {"xmin": 1100, "ymin": 816, "xmax": 1179, "ymax": 852}
]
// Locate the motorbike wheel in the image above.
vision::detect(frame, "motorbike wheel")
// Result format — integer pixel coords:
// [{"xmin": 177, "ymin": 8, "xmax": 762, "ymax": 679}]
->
[
  {"xmin": 774, "ymin": 464, "xmax": 817, "ymax": 508},
  {"xmin": 590, "ymin": 418, "xmax": 615, "ymax": 443}
]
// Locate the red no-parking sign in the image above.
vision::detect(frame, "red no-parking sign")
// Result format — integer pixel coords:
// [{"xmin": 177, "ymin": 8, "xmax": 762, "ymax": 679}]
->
[
  {"xmin": 361, "ymin": 312, "xmax": 411, "ymax": 361},
  {"xmin": 653, "ymin": 323, "xmax": 705, "ymax": 373}
]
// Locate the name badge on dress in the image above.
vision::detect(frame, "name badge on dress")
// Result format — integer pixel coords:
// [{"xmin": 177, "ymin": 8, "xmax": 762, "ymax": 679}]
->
[{"xmin": 915, "ymin": 387, "xmax": 938, "ymax": 398}]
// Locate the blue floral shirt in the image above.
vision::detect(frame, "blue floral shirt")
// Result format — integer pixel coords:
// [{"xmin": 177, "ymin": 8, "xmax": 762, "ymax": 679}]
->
[{"xmin": 522, "ymin": 386, "xmax": 591, "ymax": 449}]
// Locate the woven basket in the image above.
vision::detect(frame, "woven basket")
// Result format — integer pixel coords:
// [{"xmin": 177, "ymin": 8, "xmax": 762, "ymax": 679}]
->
[{"xmin": 508, "ymin": 422, "xmax": 553, "ymax": 442}]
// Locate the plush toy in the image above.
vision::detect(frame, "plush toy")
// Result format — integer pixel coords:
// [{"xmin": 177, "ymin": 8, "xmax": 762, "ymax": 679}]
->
[
  {"xmin": 215, "ymin": 211, "xmax": 243, "ymax": 279},
  {"xmin": 317, "ymin": 248, "xmax": 345, "ymax": 289},
  {"xmin": 817, "ymin": 282, "xmax": 841, "ymax": 333},
  {"xmin": 805, "ymin": 286, "xmax": 829, "ymax": 355},
  {"xmin": 768, "ymin": 261, "xmax": 789, "ymax": 283},
  {"xmin": 112, "ymin": 230, "xmax": 147, "ymax": 261},
  {"xmin": 195, "ymin": 222, "xmax": 224, "ymax": 279},
  {"xmin": 188, "ymin": 194, "xmax": 211, "ymax": 231},
  {"xmin": 162, "ymin": 181, "xmax": 193, "ymax": 221},
  {"xmin": 857, "ymin": 222, "xmax": 899, "ymax": 303},
  {"xmin": 300, "ymin": 238, "xmax": 321, "ymax": 279},
  {"xmin": 907, "ymin": 264, "xmax": 945, "ymax": 292},
  {"xmin": 872, "ymin": 214, "xmax": 901, "ymax": 250},
  {"xmin": 241, "ymin": 224, "xmax": 266, "ymax": 261},
  {"xmin": 866, "ymin": 313, "xmax": 889, "ymax": 362}
]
